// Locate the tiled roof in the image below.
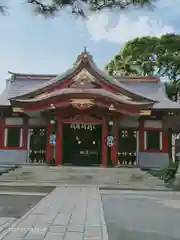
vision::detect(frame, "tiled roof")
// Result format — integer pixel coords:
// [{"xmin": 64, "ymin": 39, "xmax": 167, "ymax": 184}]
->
[
  {"xmin": 8, "ymin": 52, "xmax": 157, "ymax": 101},
  {"xmin": 0, "ymin": 50, "xmax": 180, "ymax": 110},
  {"xmin": 1, "ymin": 71, "xmax": 179, "ymax": 109},
  {"xmin": 0, "ymin": 78, "xmax": 47, "ymax": 106},
  {"xmin": 12, "ymin": 88, "xmax": 154, "ymax": 108},
  {"xmin": 121, "ymin": 80, "xmax": 180, "ymax": 109}
]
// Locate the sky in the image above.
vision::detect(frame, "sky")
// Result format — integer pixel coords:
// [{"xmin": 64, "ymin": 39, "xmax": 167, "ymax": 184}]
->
[{"xmin": 0, "ymin": 0, "xmax": 179, "ymax": 91}]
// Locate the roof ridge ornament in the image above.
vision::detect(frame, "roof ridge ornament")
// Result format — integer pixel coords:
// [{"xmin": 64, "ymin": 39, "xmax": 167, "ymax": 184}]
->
[
  {"xmin": 84, "ymin": 46, "xmax": 87, "ymax": 53},
  {"xmin": 75, "ymin": 47, "xmax": 93, "ymax": 64}
]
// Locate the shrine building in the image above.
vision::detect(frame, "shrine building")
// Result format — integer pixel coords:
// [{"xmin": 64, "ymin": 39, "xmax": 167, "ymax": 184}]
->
[{"xmin": 0, "ymin": 50, "xmax": 179, "ymax": 168}]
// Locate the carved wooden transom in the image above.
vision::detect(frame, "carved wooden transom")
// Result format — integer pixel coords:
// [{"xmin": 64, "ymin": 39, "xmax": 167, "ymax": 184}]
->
[
  {"xmin": 66, "ymin": 114, "xmax": 100, "ymax": 122},
  {"xmin": 70, "ymin": 99, "xmax": 95, "ymax": 110},
  {"xmin": 69, "ymin": 69, "xmax": 100, "ymax": 89}
]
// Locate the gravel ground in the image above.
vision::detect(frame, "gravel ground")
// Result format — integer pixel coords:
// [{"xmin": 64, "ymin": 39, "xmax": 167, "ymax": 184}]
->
[
  {"xmin": 0, "ymin": 186, "xmax": 55, "ymax": 193},
  {"xmin": 0, "ymin": 186, "xmax": 55, "ymax": 218},
  {"xmin": 0, "ymin": 195, "xmax": 43, "ymax": 218}
]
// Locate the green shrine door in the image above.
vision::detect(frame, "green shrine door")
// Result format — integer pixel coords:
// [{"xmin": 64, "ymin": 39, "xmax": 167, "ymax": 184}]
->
[
  {"xmin": 62, "ymin": 123, "xmax": 102, "ymax": 166},
  {"xmin": 118, "ymin": 128, "xmax": 137, "ymax": 165},
  {"xmin": 28, "ymin": 127, "xmax": 47, "ymax": 164}
]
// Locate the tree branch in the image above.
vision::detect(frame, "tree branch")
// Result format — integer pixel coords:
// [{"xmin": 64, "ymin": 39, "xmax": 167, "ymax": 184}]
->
[
  {"xmin": 27, "ymin": 0, "xmax": 61, "ymax": 17},
  {"xmin": 0, "ymin": 0, "xmax": 155, "ymax": 17},
  {"xmin": 0, "ymin": 3, "xmax": 7, "ymax": 15},
  {"xmin": 26, "ymin": 0, "xmax": 154, "ymax": 17}
]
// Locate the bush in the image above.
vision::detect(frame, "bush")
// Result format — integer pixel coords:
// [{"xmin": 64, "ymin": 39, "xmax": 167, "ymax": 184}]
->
[
  {"xmin": 147, "ymin": 161, "xmax": 179, "ymax": 183},
  {"xmin": 162, "ymin": 161, "xmax": 179, "ymax": 183}
]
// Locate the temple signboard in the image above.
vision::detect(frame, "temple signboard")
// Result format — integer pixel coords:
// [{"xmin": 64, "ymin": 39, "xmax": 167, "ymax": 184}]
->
[
  {"xmin": 140, "ymin": 110, "xmax": 151, "ymax": 116},
  {"xmin": 12, "ymin": 107, "xmax": 24, "ymax": 113}
]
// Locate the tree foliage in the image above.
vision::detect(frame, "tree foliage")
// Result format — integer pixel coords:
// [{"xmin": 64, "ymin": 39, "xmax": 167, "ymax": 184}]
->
[
  {"xmin": 0, "ymin": 0, "xmax": 155, "ymax": 17},
  {"xmin": 106, "ymin": 55, "xmax": 141, "ymax": 76},
  {"xmin": 106, "ymin": 34, "xmax": 180, "ymax": 83},
  {"xmin": 106, "ymin": 34, "xmax": 180, "ymax": 184},
  {"xmin": 165, "ymin": 81, "xmax": 180, "ymax": 101},
  {"xmin": 106, "ymin": 34, "xmax": 180, "ymax": 101}
]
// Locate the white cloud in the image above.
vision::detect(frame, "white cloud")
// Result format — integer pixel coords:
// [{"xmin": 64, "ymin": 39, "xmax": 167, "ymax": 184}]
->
[
  {"xmin": 86, "ymin": 13, "xmax": 174, "ymax": 43},
  {"xmin": 86, "ymin": 1, "xmax": 176, "ymax": 43},
  {"xmin": 156, "ymin": 0, "xmax": 180, "ymax": 13}
]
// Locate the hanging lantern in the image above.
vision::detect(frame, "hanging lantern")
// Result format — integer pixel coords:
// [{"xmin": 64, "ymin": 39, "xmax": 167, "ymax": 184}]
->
[
  {"xmin": 108, "ymin": 120, "xmax": 113, "ymax": 126},
  {"xmin": 50, "ymin": 120, "xmax": 56, "ymax": 125},
  {"xmin": 109, "ymin": 104, "xmax": 115, "ymax": 111}
]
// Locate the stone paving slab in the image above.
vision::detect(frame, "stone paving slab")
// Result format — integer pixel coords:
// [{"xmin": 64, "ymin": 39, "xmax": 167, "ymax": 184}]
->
[
  {"xmin": 0, "ymin": 192, "xmax": 47, "ymax": 196},
  {"xmin": 0, "ymin": 187, "xmax": 108, "ymax": 240},
  {"xmin": 102, "ymin": 191, "xmax": 180, "ymax": 240},
  {"xmin": 0, "ymin": 218, "xmax": 16, "ymax": 235}
]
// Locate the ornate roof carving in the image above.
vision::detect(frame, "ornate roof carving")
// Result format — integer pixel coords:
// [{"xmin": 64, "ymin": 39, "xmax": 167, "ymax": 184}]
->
[
  {"xmin": 74, "ymin": 47, "xmax": 93, "ymax": 65},
  {"xmin": 69, "ymin": 68, "xmax": 99, "ymax": 89}
]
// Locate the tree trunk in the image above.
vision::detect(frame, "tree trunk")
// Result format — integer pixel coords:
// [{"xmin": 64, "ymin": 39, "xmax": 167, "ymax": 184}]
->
[{"xmin": 168, "ymin": 128, "xmax": 172, "ymax": 162}]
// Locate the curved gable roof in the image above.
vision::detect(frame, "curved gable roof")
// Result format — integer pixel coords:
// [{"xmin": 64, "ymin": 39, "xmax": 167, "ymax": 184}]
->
[
  {"xmin": 10, "ymin": 51, "xmax": 157, "ymax": 103},
  {"xmin": 11, "ymin": 88, "xmax": 154, "ymax": 107},
  {"xmin": 1, "ymin": 50, "xmax": 180, "ymax": 110}
]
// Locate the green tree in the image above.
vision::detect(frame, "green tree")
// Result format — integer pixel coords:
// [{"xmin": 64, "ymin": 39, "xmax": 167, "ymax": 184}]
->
[
  {"xmin": 106, "ymin": 34, "xmax": 180, "ymax": 82},
  {"xmin": 165, "ymin": 81, "xmax": 179, "ymax": 101},
  {"xmin": 106, "ymin": 36, "xmax": 158, "ymax": 76},
  {"xmin": 106, "ymin": 34, "xmax": 180, "ymax": 184},
  {"xmin": 0, "ymin": 0, "xmax": 155, "ymax": 17},
  {"xmin": 106, "ymin": 55, "xmax": 141, "ymax": 76}
]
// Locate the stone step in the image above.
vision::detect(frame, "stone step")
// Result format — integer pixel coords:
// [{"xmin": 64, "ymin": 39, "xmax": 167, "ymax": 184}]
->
[{"xmin": 0, "ymin": 166, "xmax": 166, "ymax": 190}]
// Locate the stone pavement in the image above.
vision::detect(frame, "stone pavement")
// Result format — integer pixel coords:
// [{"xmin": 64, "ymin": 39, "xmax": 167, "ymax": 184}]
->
[
  {"xmin": 0, "ymin": 187, "xmax": 108, "ymax": 240},
  {"xmin": 0, "ymin": 218, "xmax": 16, "ymax": 236},
  {"xmin": 102, "ymin": 190, "xmax": 180, "ymax": 240}
]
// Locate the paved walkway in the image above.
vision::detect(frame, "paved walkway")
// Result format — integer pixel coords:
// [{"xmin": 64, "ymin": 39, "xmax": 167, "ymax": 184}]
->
[
  {"xmin": 0, "ymin": 219, "xmax": 16, "ymax": 237},
  {"xmin": 0, "ymin": 187, "xmax": 108, "ymax": 240}
]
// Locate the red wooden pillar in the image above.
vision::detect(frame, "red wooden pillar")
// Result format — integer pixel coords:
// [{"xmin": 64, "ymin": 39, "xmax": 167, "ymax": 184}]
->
[
  {"xmin": 46, "ymin": 122, "xmax": 53, "ymax": 162},
  {"xmin": 111, "ymin": 117, "xmax": 119, "ymax": 165},
  {"xmin": 23, "ymin": 117, "xmax": 28, "ymax": 149},
  {"xmin": 163, "ymin": 131, "xmax": 168, "ymax": 153},
  {"xmin": 56, "ymin": 118, "xmax": 63, "ymax": 165},
  {"xmin": 1, "ymin": 117, "xmax": 5, "ymax": 148},
  {"xmin": 139, "ymin": 118, "xmax": 144, "ymax": 152},
  {"xmin": 0, "ymin": 115, "xmax": 2, "ymax": 148},
  {"xmin": 101, "ymin": 118, "xmax": 108, "ymax": 167}
]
